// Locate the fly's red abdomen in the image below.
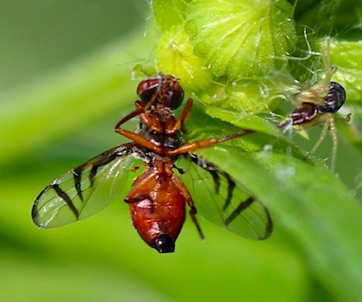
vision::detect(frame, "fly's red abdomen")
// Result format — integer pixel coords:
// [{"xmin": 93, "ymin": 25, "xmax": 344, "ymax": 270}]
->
[
  {"xmin": 129, "ymin": 195, "xmax": 186, "ymax": 253},
  {"xmin": 125, "ymin": 165, "xmax": 186, "ymax": 253}
]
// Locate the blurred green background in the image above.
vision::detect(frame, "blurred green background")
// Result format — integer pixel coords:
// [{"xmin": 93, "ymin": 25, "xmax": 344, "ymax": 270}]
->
[{"xmin": 1, "ymin": 1, "xmax": 362, "ymax": 302}]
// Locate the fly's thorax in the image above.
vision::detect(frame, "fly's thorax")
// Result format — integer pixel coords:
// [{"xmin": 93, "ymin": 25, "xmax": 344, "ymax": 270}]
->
[{"xmin": 136, "ymin": 119, "xmax": 183, "ymax": 150}]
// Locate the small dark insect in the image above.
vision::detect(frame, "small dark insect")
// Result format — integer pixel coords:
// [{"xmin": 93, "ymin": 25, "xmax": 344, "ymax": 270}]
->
[
  {"xmin": 32, "ymin": 73, "xmax": 272, "ymax": 253},
  {"xmin": 279, "ymin": 66, "xmax": 350, "ymax": 170}
]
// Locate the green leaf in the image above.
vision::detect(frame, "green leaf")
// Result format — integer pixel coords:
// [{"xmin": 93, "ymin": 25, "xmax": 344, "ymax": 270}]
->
[
  {"xmin": 330, "ymin": 40, "xmax": 362, "ymax": 103},
  {"xmin": 292, "ymin": 0, "xmax": 361, "ymax": 36},
  {"xmin": 196, "ymin": 146, "xmax": 362, "ymax": 302},
  {"xmin": 206, "ymin": 106, "xmax": 281, "ymax": 137}
]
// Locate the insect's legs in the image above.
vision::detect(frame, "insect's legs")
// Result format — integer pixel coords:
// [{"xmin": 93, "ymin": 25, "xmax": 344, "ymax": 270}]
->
[
  {"xmin": 116, "ymin": 128, "xmax": 165, "ymax": 154},
  {"xmin": 115, "ymin": 106, "xmax": 144, "ymax": 130},
  {"xmin": 329, "ymin": 116, "xmax": 338, "ymax": 172},
  {"xmin": 114, "ymin": 94, "xmax": 159, "ymax": 130},
  {"xmin": 137, "ymin": 98, "xmax": 193, "ymax": 134},
  {"xmin": 166, "ymin": 98, "xmax": 193, "ymax": 134},
  {"xmin": 303, "ymin": 114, "xmax": 339, "ymax": 171},
  {"xmin": 167, "ymin": 129, "xmax": 254, "ymax": 156},
  {"xmin": 306, "ymin": 115, "xmax": 332, "ymax": 160},
  {"xmin": 189, "ymin": 205, "xmax": 205, "ymax": 239}
]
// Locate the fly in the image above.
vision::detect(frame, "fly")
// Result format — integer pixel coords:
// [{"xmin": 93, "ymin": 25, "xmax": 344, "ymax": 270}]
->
[{"xmin": 32, "ymin": 73, "xmax": 272, "ymax": 253}]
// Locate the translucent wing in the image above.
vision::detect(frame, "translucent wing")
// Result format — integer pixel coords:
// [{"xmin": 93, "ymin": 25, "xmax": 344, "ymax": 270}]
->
[
  {"xmin": 177, "ymin": 153, "xmax": 272, "ymax": 240},
  {"xmin": 32, "ymin": 143, "xmax": 143, "ymax": 228}
]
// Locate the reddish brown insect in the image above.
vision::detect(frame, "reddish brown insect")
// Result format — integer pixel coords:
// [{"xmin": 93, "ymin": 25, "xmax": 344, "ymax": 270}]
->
[{"xmin": 32, "ymin": 73, "xmax": 272, "ymax": 253}]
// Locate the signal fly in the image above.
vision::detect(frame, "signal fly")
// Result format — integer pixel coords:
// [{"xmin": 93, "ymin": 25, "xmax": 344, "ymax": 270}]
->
[{"xmin": 32, "ymin": 73, "xmax": 272, "ymax": 253}]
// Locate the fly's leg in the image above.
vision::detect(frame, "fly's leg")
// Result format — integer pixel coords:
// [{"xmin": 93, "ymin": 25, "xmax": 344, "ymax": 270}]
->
[
  {"xmin": 136, "ymin": 101, "xmax": 164, "ymax": 132},
  {"xmin": 116, "ymin": 128, "xmax": 165, "ymax": 154},
  {"xmin": 172, "ymin": 174, "xmax": 205, "ymax": 239},
  {"xmin": 137, "ymin": 98, "xmax": 194, "ymax": 134},
  {"xmin": 167, "ymin": 129, "xmax": 254, "ymax": 156},
  {"xmin": 165, "ymin": 98, "xmax": 193, "ymax": 134},
  {"xmin": 114, "ymin": 89, "xmax": 161, "ymax": 130},
  {"xmin": 114, "ymin": 101, "xmax": 165, "ymax": 154},
  {"xmin": 189, "ymin": 205, "xmax": 205, "ymax": 240},
  {"xmin": 114, "ymin": 101, "xmax": 145, "ymax": 130}
]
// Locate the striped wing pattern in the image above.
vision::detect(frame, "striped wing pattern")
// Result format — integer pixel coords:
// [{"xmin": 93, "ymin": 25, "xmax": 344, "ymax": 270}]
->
[
  {"xmin": 177, "ymin": 153, "xmax": 272, "ymax": 240},
  {"xmin": 32, "ymin": 143, "xmax": 141, "ymax": 228}
]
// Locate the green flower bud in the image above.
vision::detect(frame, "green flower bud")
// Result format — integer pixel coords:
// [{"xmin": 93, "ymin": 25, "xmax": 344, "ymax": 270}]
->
[
  {"xmin": 155, "ymin": 26, "xmax": 213, "ymax": 92},
  {"xmin": 185, "ymin": 0, "xmax": 296, "ymax": 80}
]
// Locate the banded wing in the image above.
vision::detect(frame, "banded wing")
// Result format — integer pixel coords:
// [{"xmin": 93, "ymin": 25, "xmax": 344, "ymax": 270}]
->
[
  {"xmin": 32, "ymin": 143, "xmax": 143, "ymax": 228},
  {"xmin": 177, "ymin": 153, "xmax": 272, "ymax": 240}
]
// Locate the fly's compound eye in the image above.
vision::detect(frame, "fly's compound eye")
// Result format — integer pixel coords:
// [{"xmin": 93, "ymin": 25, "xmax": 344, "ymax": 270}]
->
[
  {"xmin": 136, "ymin": 78, "xmax": 160, "ymax": 103},
  {"xmin": 317, "ymin": 81, "xmax": 346, "ymax": 114},
  {"xmin": 159, "ymin": 80, "xmax": 184, "ymax": 110},
  {"xmin": 136, "ymin": 75, "xmax": 184, "ymax": 109},
  {"xmin": 154, "ymin": 234, "xmax": 175, "ymax": 253}
]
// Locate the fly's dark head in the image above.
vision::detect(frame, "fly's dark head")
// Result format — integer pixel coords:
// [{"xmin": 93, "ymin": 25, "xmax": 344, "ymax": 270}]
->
[{"xmin": 137, "ymin": 73, "xmax": 184, "ymax": 110}]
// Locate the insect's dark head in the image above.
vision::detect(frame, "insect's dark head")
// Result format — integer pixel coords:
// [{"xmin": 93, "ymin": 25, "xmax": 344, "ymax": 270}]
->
[
  {"xmin": 154, "ymin": 234, "xmax": 175, "ymax": 253},
  {"xmin": 317, "ymin": 81, "xmax": 346, "ymax": 114},
  {"xmin": 137, "ymin": 73, "xmax": 184, "ymax": 110}
]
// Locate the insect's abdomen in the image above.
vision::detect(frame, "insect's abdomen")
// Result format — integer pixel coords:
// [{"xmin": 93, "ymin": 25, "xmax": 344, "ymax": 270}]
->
[
  {"xmin": 317, "ymin": 81, "xmax": 346, "ymax": 113},
  {"xmin": 129, "ymin": 196, "xmax": 186, "ymax": 252},
  {"xmin": 125, "ymin": 168, "xmax": 186, "ymax": 253}
]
